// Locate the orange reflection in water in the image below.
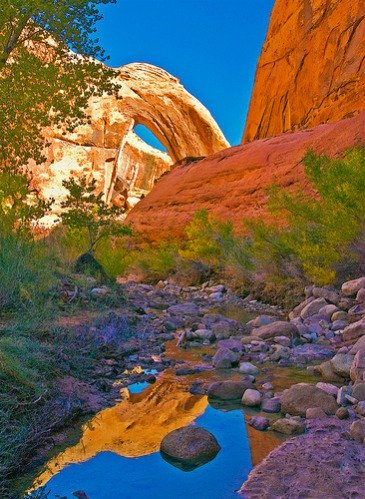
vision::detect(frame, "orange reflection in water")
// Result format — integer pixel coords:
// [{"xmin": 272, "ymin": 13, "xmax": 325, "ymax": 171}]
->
[{"xmin": 32, "ymin": 370, "xmax": 208, "ymax": 490}]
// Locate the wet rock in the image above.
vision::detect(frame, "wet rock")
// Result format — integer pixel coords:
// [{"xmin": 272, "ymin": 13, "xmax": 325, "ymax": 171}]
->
[
  {"xmin": 253, "ymin": 321, "xmax": 299, "ymax": 340},
  {"xmin": 212, "ymin": 348, "xmax": 240, "ymax": 369},
  {"xmin": 207, "ymin": 380, "xmax": 254, "ymax": 401},
  {"xmin": 73, "ymin": 492, "xmax": 90, "ymax": 499},
  {"xmin": 160, "ymin": 426, "xmax": 221, "ymax": 469},
  {"xmin": 316, "ymin": 382, "xmax": 338, "ymax": 397},
  {"xmin": 336, "ymin": 407, "xmax": 349, "ymax": 419},
  {"xmin": 238, "ymin": 362, "xmax": 259, "ymax": 375},
  {"xmin": 330, "ymin": 353, "xmax": 354, "ymax": 378},
  {"xmin": 272, "ymin": 417, "xmax": 305, "ymax": 435},
  {"xmin": 242, "ymin": 389, "xmax": 262, "ymax": 407},
  {"xmin": 262, "ymin": 397, "xmax": 281, "ymax": 413},
  {"xmin": 300, "ymin": 298, "xmax": 328, "ymax": 319},
  {"xmin": 248, "ymin": 416, "xmax": 270, "ymax": 431},
  {"xmin": 281, "ymin": 383, "xmax": 338, "ymax": 416},
  {"xmin": 342, "ymin": 277, "xmax": 365, "ymax": 297},
  {"xmin": 349, "ymin": 420, "xmax": 365, "ymax": 443},
  {"xmin": 342, "ymin": 318, "xmax": 365, "ymax": 342},
  {"xmin": 305, "ymin": 407, "xmax": 327, "ymax": 419}
]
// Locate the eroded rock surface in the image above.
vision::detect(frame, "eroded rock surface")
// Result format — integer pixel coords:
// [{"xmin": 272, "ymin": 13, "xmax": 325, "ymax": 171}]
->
[{"xmin": 243, "ymin": 0, "xmax": 365, "ymax": 142}]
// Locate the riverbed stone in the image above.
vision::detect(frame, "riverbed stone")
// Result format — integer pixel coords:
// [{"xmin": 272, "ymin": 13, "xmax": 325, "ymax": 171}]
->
[
  {"xmin": 355, "ymin": 401, "xmax": 365, "ymax": 416},
  {"xmin": 337, "ymin": 386, "xmax": 352, "ymax": 406},
  {"xmin": 207, "ymin": 380, "xmax": 254, "ymax": 401},
  {"xmin": 167, "ymin": 302, "xmax": 201, "ymax": 316},
  {"xmin": 349, "ymin": 335, "xmax": 365, "ymax": 354},
  {"xmin": 247, "ymin": 315, "xmax": 278, "ymax": 328},
  {"xmin": 312, "ymin": 286, "xmax": 340, "ymax": 304},
  {"xmin": 336, "ymin": 407, "xmax": 349, "ymax": 419},
  {"xmin": 254, "ymin": 321, "xmax": 299, "ymax": 340},
  {"xmin": 350, "ymin": 420, "xmax": 365, "ymax": 443},
  {"xmin": 332, "ymin": 310, "xmax": 348, "ymax": 322},
  {"xmin": 281, "ymin": 383, "xmax": 338, "ymax": 416},
  {"xmin": 160, "ymin": 426, "xmax": 221, "ymax": 468},
  {"xmin": 350, "ymin": 350, "xmax": 365, "ymax": 382},
  {"xmin": 242, "ymin": 389, "xmax": 262, "ymax": 407},
  {"xmin": 272, "ymin": 417, "xmax": 305, "ymax": 435},
  {"xmin": 212, "ymin": 348, "xmax": 240, "ymax": 369},
  {"xmin": 316, "ymin": 382, "xmax": 339, "ymax": 397},
  {"xmin": 342, "ymin": 277, "xmax": 365, "ymax": 297},
  {"xmin": 318, "ymin": 304, "xmax": 339, "ymax": 319},
  {"xmin": 248, "ymin": 416, "xmax": 270, "ymax": 431},
  {"xmin": 352, "ymin": 382, "xmax": 365, "ymax": 401},
  {"xmin": 330, "ymin": 353, "xmax": 354, "ymax": 378},
  {"xmin": 300, "ymin": 298, "xmax": 328, "ymax": 319},
  {"xmin": 343, "ymin": 318, "xmax": 365, "ymax": 342},
  {"xmin": 356, "ymin": 288, "xmax": 365, "ymax": 302},
  {"xmin": 314, "ymin": 360, "xmax": 344, "ymax": 383},
  {"xmin": 262, "ymin": 397, "xmax": 281, "ymax": 413},
  {"xmin": 305, "ymin": 407, "xmax": 327, "ymax": 419},
  {"xmin": 238, "ymin": 362, "xmax": 259, "ymax": 375}
]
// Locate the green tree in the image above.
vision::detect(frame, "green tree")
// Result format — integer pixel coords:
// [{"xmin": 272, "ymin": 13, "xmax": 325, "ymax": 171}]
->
[
  {"xmin": 0, "ymin": 0, "xmax": 117, "ymax": 168},
  {"xmin": 60, "ymin": 175, "xmax": 132, "ymax": 255}
]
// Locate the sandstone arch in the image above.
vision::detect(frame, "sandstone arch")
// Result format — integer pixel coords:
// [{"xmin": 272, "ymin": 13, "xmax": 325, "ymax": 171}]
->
[{"xmin": 35, "ymin": 62, "xmax": 229, "ymax": 213}]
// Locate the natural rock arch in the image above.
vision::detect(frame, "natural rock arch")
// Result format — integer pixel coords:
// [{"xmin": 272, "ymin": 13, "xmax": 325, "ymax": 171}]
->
[{"xmin": 34, "ymin": 62, "xmax": 229, "ymax": 213}]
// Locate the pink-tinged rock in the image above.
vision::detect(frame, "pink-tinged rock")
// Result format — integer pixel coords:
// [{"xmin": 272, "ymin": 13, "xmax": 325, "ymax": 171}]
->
[
  {"xmin": 342, "ymin": 277, "xmax": 365, "ymax": 297},
  {"xmin": 253, "ymin": 321, "xmax": 299, "ymax": 340},
  {"xmin": 356, "ymin": 288, "xmax": 365, "ymax": 303},
  {"xmin": 281, "ymin": 383, "xmax": 338, "ymax": 416},
  {"xmin": 350, "ymin": 420, "xmax": 365, "ymax": 443},
  {"xmin": 350, "ymin": 350, "xmax": 365, "ymax": 382},
  {"xmin": 300, "ymin": 298, "xmax": 328, "ymax": 319},
  {"xmin": 342, "ymin": 318, "xmax": 365, "ymax": 342},
  {"xmin": 349, "ymin": 335, "xmax": 365, "ymax": 355},
  {"xmin": 316, "ymin": 382, "xmax": 339, "ymax": 397}
]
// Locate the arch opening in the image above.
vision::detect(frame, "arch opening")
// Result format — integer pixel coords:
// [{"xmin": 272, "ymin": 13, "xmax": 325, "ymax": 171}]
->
[{"xmin": 133, "ymin": 124, "xmax": 168, "ymax": 153}]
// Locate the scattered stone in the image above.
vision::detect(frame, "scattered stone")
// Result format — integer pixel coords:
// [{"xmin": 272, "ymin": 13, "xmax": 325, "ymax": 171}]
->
[
  {"xmin": 261, "ymin": 382, "xmax": 274, "ymax": 390},
  {"xmin": 336, "ymin": 407, "xmax": 349, "ymax": 419},
  {"xmin": 253, "ymin": 321, "xmax": 299, "ymax": 340},
  {"xmin": 300, "ymin": 298, "xmax": 328, "ymax": 319},
  {"xmin": 242, "ymin": 389, "xmax": 262, "ymax": 407},
  {"xmin": 316, "ymin": 382, "xmax": 339, "ymax": 397},
  {"xmin": 272, "ymin": 417, "xmax": 305, "ymax": 435},
  {"xmin": 248, "ymin": 416, "xmax": 270, "ymax": 431},
  {"xmin": 349, "ymin": 420, "xmax": 365, "ymax": 443},
  {"xmin": 160, "ymin": 426, "xmax": 221, "ymax": 468},
  {"xmin": 212, "ymin": 348, "xmax": 240, "ymax": 369},
  {"xmin": 238, "ymin": 362, "xmax": 259, "ymax": 375},
  {"xmin": 342, "ymin": 277, "xmax": 365, "ymax": 297},
  {"xmin": 330, "ymin": 353, "xmax": 354, "ymax": 378},
  {"xmin": 281, "ymin": 383, "xmax": 338, "ymax": 416},
  {"xmin": 207, "ymin": 380, "xmax": 254, "ymax": 401},
  {"xmin": 305, "ymin": 407, "xmax": 327, "ymax": 419},
  {"xmin": 342, "ymin": 318, "xmax": 365, "ymax": 342},
  {"xmin": 262, "ymin": 397, "xmax": 281, "ymax": 413}
]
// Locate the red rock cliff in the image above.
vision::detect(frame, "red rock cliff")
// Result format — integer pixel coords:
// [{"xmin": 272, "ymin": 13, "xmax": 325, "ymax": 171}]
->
[{"xmin": 243, "ymin": 0, "xmax": 365, "ymax": 143}]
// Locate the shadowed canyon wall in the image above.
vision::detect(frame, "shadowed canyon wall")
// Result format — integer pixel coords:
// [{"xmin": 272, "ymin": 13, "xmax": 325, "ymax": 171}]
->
[
  {"xmin": 32, "ymin": 63, "xmax": 228, "ymax": 215},
  {"xmin": 243, "ymin": 0, "xmax": 365, "ymax": 142}
]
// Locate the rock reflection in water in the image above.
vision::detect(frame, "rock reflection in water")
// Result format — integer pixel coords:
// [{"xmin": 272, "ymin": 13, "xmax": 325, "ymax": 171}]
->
[{"xmin": 31, "ymin": 371, "xmax": 208, "ymax": 490}]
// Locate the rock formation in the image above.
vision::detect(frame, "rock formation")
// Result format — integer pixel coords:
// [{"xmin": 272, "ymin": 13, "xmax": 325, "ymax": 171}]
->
[
  {"xmin": 127, "ymin": 111, "xmax": 365, "ymax": 241},
  {"xmin": 243, "ymin": 0, "xmax": 365, "ymax": 142},
  {"xmin": 32, "ymin": 63, "xmax": 229, "ymax": 215}
]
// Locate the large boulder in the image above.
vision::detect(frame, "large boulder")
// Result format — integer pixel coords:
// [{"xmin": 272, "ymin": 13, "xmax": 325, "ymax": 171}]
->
[
  {"xmin": 207, "ymin": 380, "xmax": 254, "ymax": 401},
  {"xmin": 342, "ymin": 277, "xmax": 365, "ymax": 297},
  {"xmin": 300, "ymin": 298, "xmax": 328, "ymax": 319},
  {"xmin": 253, "ymin": 321, "xmax": 299, "ymax": 340},
  {"xmin": 342, "ymin": 318, "xmax": 365, "ymax": 342},
  {"xmin": 160, "ymin": 426, "xmax": 221, "ymax": 469},
  {"xmin": 281, "ymin": 383, "xmax": 338, "ymax": 416}
]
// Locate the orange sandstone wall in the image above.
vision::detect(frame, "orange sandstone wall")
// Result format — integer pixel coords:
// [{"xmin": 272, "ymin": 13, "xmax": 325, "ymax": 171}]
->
[
  {"xmin": 243, "ymin": 0, "xmax": 365, "ymax": 143},
  {"xmin": 127, "ymin": 112, "xmax": 365, "ymax": 242}
]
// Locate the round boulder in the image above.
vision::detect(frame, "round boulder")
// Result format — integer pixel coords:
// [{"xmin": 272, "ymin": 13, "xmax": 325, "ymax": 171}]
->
[
  {"xmin": 207, "ymin": 380, "xmax": 254, "ymax": 401},
  {"xmin": 160, "ymin": 426, "xmax": 221, "ymax": 470},
  {"xmin": 281, "ymin": 383, "xmax": 338, "ymax": 416},
  {"xmin": 242, "ymin": 389, "xmax": 262, "ymax": 407}
]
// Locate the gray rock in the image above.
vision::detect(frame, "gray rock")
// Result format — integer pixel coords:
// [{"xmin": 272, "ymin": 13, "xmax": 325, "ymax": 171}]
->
[
  {"xmin": 248, "ymin": 315, "xmax": 278, "ymax": 328},
  {"xmin": 318, "ymin": 304, "xmax": 339, "ymax": 319},
  {"xmin": 212, "ymin": 348, "xmax": 240, "ymax": 369},
  {"xmin": 238, "ymin": 362, "xmax": 259, "ymax": 375},
  {"xmin": 355, "ymin": 401, "xmax": 365, "ymax": 416},
  {"xmin": 242, "ymin": 389, "xmax": 262, "ymax": 407},
  {"xmin": 248, "ymin": 416, "xmax": 269, "ymax": 431},
  {"xmin": 313, "ymin": 360, "xmax": 344, "ymax": 383},
  {"xmin": 262, "ymin": 397, "xmax": 281, "ymax": 413},
  {"xmin": 316, "ymin": 382, "xmax": 339, "ymax": 397},
  {"xmin": 330, "ymin": 353, "xmax": 354, "ymax": 378},
  {"xmin": 337, "ymin": 385, "xmax": 352, "ymax": 406},
  {"xmin": 350, "ymin": 420, "xmax": 365, "ymax": 443},
  {"xmin": 168, "ymin": 302, "xmax": 201, "ymax": 316},
  {"xmin": 305, "ymin": 407, "xmax": 327, "ymax": 419},
  {"xmin": 300, "ymin": 298, "xmax": 328, "ymax": 319},
  {"xmin": 342, "ymin": 277, "xmax": 365, "ymax": 297},
  {"xmin": 331, "ymin": 320, "xmax": 348, "ymax": 331},
  {"xmin": 273, "ymin": 335, "xmax": 291, "ymax": 347},
  {"xmin": 281, "ymin": 383, "xmax": 338, "ymax": 416},
  {"xmin": 254, "ymin": 321, "xmax": 299, "ymax": 340},
  {"xmin": 350, "ymin": 350, "xmax": 365, "ymax": 383},
  {"xmin": 160, "ymin": 426, "xmax": 221, "ymax": 468},
  {"xmin": 207, "ymin": 380, "xmax": 254, "ymax": 401},
  {"xmin": 352, "ymin": 382, "xmax": 365, "ymax": 401},
  {"xmin": 272, "ymin": 417, "xmax": 305, "ymax": 435},
  {"xmin": 343, "ymin": 318, "xmax": 365, "ymax": 342}
]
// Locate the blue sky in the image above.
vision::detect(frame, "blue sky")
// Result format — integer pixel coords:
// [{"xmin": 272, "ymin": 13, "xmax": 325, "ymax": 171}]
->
[{"xmin": 96, "ymin": 0, "xmax": 275, "ymax": 146}]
